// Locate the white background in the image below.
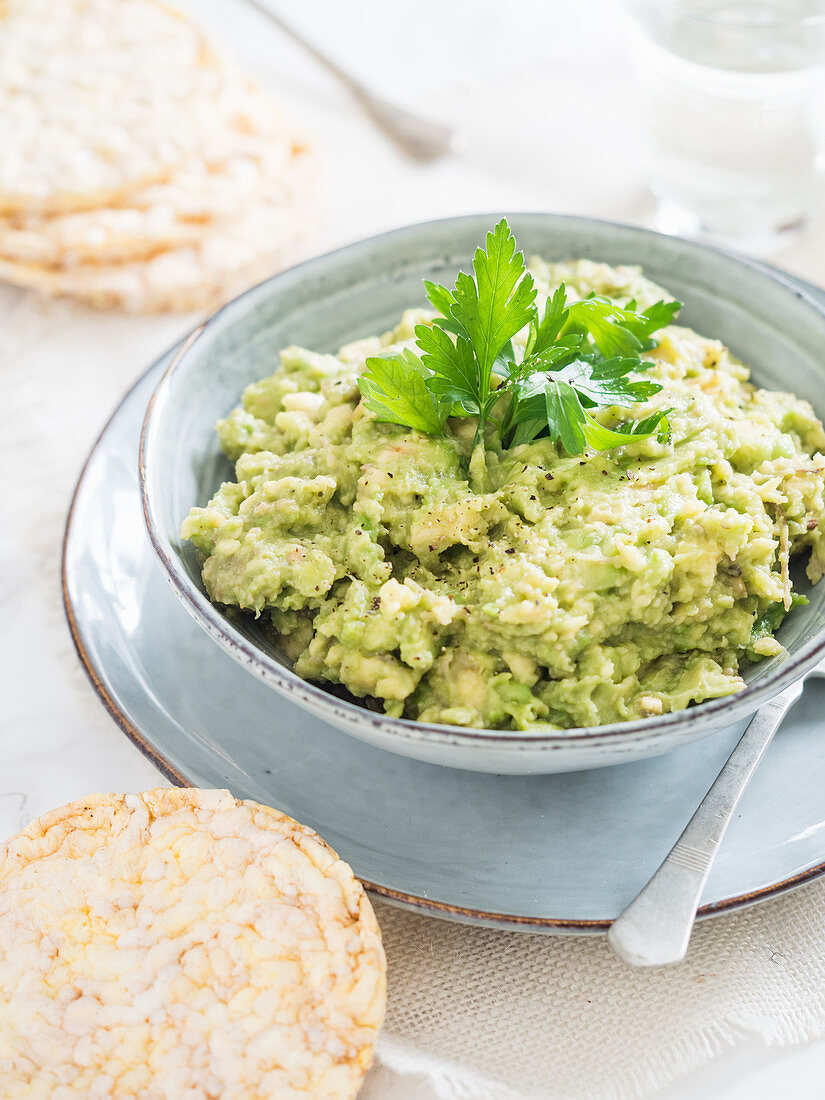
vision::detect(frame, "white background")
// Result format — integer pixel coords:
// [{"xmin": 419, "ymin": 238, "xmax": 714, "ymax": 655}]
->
[{"xmin": 5, "ymin": 1, "xmax": 825, "ymax": 1097}]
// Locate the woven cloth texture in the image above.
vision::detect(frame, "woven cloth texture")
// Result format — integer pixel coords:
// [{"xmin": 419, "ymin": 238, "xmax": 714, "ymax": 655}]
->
[{"xmin": 372, "ymin": 880, "xmax": 825, "ymax": 1100}]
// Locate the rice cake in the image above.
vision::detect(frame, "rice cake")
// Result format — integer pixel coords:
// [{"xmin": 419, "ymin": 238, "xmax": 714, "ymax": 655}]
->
[
  {"xmin": 0, "ymin": 176, "xmax": 313, "ymax": 312},
  {"xmin": 0, "ymin": 0, "xmax": 227, "ymax": 215},
  {"xmin": 0, "ymin": 788, "xmax": 385, "ymax": 1099},
  {"xmin": 0, "ymin": 76, "xmax": 304, "ymax": 266},
  {"xmin": 0, "ymin": 108, "xmax": 308, "ymax": 266}
]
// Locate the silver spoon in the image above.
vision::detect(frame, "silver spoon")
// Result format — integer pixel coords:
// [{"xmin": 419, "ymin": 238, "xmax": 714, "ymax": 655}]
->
[
  {"xmin": 238, "ymin": 0, "xmax": 456, "ymax": 161},
  {"xmin": 608, "ymin": 660, "xmax": 822, "ymax": 968}
]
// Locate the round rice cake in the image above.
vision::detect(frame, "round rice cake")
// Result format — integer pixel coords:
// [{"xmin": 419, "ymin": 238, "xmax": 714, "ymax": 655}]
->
[
  {"xmin": 0, "ymin": 76, "xmax": 306, "ymax": 266},
  {"xmin": 0, "ymin": 175, "xmax": 313, "ymax": 312},
  {"xmin": 0, "ymin": 0, "xmax": 228, "ymax": 215},
  {"xmin": 0, "ymin": 107, "xmax": 308, "ymax": 266},
  {"xmin": 0, "ymin": 788, "xmax": 386, "ymax": 1099}
]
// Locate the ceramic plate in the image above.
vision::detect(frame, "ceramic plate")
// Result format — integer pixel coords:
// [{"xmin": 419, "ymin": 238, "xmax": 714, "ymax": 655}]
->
[{"xmin": 63, "ymin": 276, "xmax": 825, "ymax": 933}]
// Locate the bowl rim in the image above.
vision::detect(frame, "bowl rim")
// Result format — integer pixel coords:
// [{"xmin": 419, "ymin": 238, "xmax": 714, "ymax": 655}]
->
[{"xmin": 139, "ymin": 210, "xmax": 825, "ymax": 753}]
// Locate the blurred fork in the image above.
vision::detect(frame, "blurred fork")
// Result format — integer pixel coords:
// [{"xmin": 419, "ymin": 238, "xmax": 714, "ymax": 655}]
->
[{"xmin": 608, "ymin": 659, "xmax": 825, "ymax": 968}]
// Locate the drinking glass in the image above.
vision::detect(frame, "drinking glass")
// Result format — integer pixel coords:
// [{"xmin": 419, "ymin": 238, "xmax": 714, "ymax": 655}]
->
[{"xmin": 626, "ymin": 1, "xmax": 825, "ymax": 255}]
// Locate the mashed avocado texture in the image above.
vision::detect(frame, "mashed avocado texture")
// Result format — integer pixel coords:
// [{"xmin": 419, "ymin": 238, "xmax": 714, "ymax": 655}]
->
[{"xmin": 182, "ymin": 259, "xmax": 825, "ymax": 730}]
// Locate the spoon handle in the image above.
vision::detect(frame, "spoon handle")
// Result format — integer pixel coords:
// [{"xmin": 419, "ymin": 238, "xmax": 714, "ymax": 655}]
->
[
  {"xmin": 237, "ymin": 0, "xmax": 455, "ymax": 161},
  {"xmin": 608, "ymin": 678, "xmax": 805, "ymax": 968}
]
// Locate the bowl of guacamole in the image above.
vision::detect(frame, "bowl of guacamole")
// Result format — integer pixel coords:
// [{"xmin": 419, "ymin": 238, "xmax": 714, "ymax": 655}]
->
[{"xmin": 140, "ymin": 214, "xmax": 825, "ymax": 773}]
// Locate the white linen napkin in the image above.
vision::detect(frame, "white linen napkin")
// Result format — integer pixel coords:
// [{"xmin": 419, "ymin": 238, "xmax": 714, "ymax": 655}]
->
[{"xmin": 370, "ymin": 880, "xmax": 825, "ymax": 1100}]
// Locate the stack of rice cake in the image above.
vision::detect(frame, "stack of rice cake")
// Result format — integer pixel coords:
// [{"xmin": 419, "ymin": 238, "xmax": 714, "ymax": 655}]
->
[{"xmin": 0, "ymin": 0, "xmax": 313, "ymax": 312}]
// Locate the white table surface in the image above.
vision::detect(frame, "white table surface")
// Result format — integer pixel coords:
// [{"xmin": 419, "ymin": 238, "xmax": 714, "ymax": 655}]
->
[{"xmin": 5, "ymin": 1, "xmax": 825, "ymax": 1097}]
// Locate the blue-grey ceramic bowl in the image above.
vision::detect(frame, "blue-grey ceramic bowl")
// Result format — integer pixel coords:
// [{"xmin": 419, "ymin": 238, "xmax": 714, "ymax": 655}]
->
[{"xmin": 140, "ymin": 213, "xmax": 825, "ymax": 774}]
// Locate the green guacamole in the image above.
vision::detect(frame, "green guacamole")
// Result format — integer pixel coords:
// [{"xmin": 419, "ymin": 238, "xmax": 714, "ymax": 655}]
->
[{"xmin": 182, "ymin": 259, "xmax": 825, "ymax": 730}]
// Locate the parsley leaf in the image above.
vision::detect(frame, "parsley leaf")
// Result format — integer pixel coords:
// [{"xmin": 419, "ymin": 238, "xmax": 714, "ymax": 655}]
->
[
  {"xmin": 623, "ymin": 298, "xmax": 683, "ymax": 347},
  {"xmin": 415, "ymin": 323, "xmax": 477, "ymax": 410},
  {"xmin": 358, "ymin": 351, "xmax": 448, "ymax": 435},
  {"xmin": 537, "ymin": 377, "xmax": 672, "ymax": 455},
  {"xmin": 423, "ymin": 280, "xmax": 467, "ymax": 339},
  {"xmin": 580, "ymin": 406, "xmax": 673, "ymax": 451},
  {"xmin": 360, "ymin": 221, "xmax": 537, "ymax": 447},
  {"xmin": 449, "ymin": 219, "xmax": 537, "ymax": 382},
  {"xmin": 356, "ymin": 218, "xmax": 680, "ymax": 461},
  {"xmin": 565, "ymin": 296, "xmax": 681, "ymax": 358},
  {"xmin": 555, "ymin": 357, "xmax": 663, "ymax": 408},
  {"xmin": 502, "ymin": 354, "xmax": 671, "ymax": 454},
  {"xmin": 524, "ymin": 284, "xmax": 570, "ymax": 359},
  {"xmin": 544, "ymin": 380, "xmax": 589, "ymax": 454}
]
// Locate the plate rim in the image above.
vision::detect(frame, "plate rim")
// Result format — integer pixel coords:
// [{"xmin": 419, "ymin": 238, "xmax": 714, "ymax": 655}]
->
[{"xmin": 61, "ymin": 262, "xmax": 825, "ymax": 933}]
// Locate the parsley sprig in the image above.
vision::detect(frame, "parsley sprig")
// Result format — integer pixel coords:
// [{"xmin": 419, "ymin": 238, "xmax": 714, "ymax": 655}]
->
[{"xmin": 358, "ymin": 219, "xmax": 680, "ymax": 458}]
